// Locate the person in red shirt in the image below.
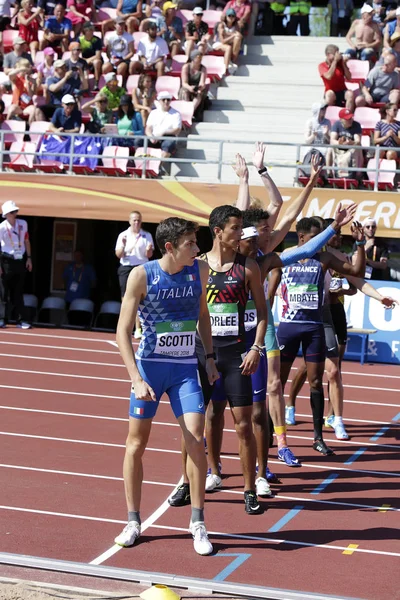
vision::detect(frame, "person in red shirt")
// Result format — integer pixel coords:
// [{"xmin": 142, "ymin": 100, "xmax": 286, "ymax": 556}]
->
[
  {"xmin": 17, "ymin": 0, "xmax": 43, "ymax": 62},
  {"xmin": 318, "ymin": 43, "xmax": 355, "ymax": 112}
]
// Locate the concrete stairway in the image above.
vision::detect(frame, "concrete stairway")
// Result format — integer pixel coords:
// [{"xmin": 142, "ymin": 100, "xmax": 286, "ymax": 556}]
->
[{"xmin": 171, "ymin": 35, "xmax": 344, "ymax": 186}]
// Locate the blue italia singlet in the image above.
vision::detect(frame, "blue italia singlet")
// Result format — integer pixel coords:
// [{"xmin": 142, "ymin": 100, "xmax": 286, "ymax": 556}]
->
[
  {"xmin": 136, "ymin": 260, "xmax": 202, "ymax": 364},
  {"xmin": 280, "ymin": 256, "xmax": 324, "ymax": 324}
]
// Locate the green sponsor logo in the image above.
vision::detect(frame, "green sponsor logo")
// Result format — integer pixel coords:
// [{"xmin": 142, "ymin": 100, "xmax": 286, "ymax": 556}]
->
[{"xmin": 156, "ymin": 320, "xmax": 196, "ymax": 334}]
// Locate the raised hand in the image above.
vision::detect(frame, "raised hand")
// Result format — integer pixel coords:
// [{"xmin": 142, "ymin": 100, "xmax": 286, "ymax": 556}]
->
[
  {"xmin": 232, "ymin": 153, "xmax": 248, "ymax": 181},
  {"xmin": 351, "ymin": 220, "xmax": 365, "ymax": 241},
  {"xmin": 252, "ymin": 141, "xmax": 266, "ymax": 170},
  {"xmin": 334, "ymin": 201, "xmax": 357, "ymax": 227},
  {"xmin": 309, "ymin": 152, "xmax": 324, "ymax": 182},
  {"xmin": 381, "ymin": 296, "xmax": 398, "ymax": 309}
]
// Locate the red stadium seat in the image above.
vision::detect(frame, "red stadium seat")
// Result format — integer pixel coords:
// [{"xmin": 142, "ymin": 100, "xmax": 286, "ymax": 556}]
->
[
  {"xmin": 0, "ymin": 120, "xmax": 27, "ymax": 148},
  {"xmin": 363, "ymin": 158, "xmax": 396, "ymax": 190},
  {"xmin": 156, "ymin": 76, "xmax": 181, "ymax": 100},
  {"xmin": 325, "ymin": 105, "xmax": 342, "ymax": 126},
  {"xmin": 133, "ymin": 31, "xmax": 147, "ymax": 46},
  {"xmin": 200, "ymin": 55, "xmax": 225, "ymax": 81},
  {"xmin": 171, "ymin": 55, "xmax": 187, "ymax": 76},
  {"xmin": 2, "ymin": 30, "xmax": 20, "ymax": 53},
  {"xmin": 170, "ymin": 99, "xmax": 194, "ymax": 127},
  {"xmin": 133, "ymin": 147, "xmax": 162, "ymax": 177},
  {"xmin": 126, "ymin": 74, "xmax": 140, "ymax": 94},
  {"xmin": 36, "ymin": 159, "xmax": 66, "ymax": 173},
  {"xmin": 354, "ymin": 107, "xmax": 380, "ymax": 134},
  {"xmin": 203, "ymin": 9, "xmax": 222, "ymax": 31},
  {"xmin": 97, "ymin": 145, "xmax": 130, "ymax": 176},
  {"xmin": 347, "ymin": 59, "xmax": 369, "ymax": 83},
  {"xmin": 4, "ymin": 141, "xmax": 36, "ymax": 171},
  {"xmin": 298, "ymin": 176, "xmax": 325, "ymax": 187},
  {"xmin": 29, "ymin": 120, "xmax": 50, "ymax": 145},
  {"xmin": 327, "ymin": 178, "xmax": 359, "ymax": 189}
]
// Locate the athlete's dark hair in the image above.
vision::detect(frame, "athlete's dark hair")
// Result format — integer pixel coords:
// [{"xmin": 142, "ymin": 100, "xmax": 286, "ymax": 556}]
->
[
  {"xmin": 242, "ymin": 208, "xmax": 270, "ymax": 229},
  {"xmin": 296, "ymin": 217, "xmax": 322, "ymax": 234},
  {"xmin": 156, "ymin": 217, "xmax": 198, "ymax": 255},
  {"xmin": 209, "ymin": 205, "xmax": 242, "ymax": 238},
  {"xmin": 323, "ymin": 218, "xmax": 335, "ymax": 229}
]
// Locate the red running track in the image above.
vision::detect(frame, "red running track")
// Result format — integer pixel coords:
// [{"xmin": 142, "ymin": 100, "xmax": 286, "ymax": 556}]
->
[{"xmin": 0, "ymin": 328, "xmax": 399, "ymax": 600}]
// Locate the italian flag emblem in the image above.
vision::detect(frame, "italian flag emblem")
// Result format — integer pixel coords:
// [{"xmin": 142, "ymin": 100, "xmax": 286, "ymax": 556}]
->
[
  {"xmin": 186, "ymin": 274, "xmax": 196, "ymax": 281},
  {"xmin": 134, "ymin": 407, "xmax": 144, "ymax": 416}
]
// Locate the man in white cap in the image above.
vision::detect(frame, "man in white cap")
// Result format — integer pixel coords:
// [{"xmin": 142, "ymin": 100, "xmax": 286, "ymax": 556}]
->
[
  {"xmin": 0, "ymin": 201, "xmax": 32, "ymax": 329},
  {"xmin": 352, "ymin": 217, "xmax": 389, "ymax": 280},
  {"xmin": 145, "ymin": 91, "xmax": 182, "ymax": 158},
  {"xmin": 184, "ymin": 7, "xmax": 210, "ymax": 57},
  {"xmin": 344, "ymin": 3, "xmax": 382, "ymax": 62},
  {"xmin": 48, "ymin": 93, "xmax": 82, "ymax": 134}
]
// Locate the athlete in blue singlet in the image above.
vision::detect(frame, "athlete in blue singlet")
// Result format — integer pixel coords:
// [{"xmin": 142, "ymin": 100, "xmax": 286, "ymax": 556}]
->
[{"xmin": 114, "ymin": 217, "xmax": 219, "ymax": 556}]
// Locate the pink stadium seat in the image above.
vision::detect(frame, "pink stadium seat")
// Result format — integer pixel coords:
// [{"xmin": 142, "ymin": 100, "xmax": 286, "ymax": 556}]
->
[
  {"xmin": 3, "ymin": 30, "xmax": 19, "ymax": 52},
  {"xmin": 347, "ymin": 59, "xmax": 369, "ymax": 83},
  {"xmin": 4, "ymin": 141, "xmax": 36, "ymax": 171},
  {"xmin": 200, "ymin": 55, "xmax": 225, "ymax": 81},
  {"xmin": 133, "ymin": 31, "xmax": 147, "ymax": 46},
  {"xmin": 354, "ymin": 107, "xmax": 380, "ymax": 134},
  {"xmin": 29, "ymin": 120, "xmax": 50, "ymax": 145},
  {"xmin": 170, "ymin": 99, "xmax": 194, "ymax": 127},
  {"xmin": 155, "ymin": 76, "xmax": 181, "ymax": 100},
  {"xmin": 1, "ymin": 120, "xmax": 27, "ymax": 147},
  {"xmin": 0, "ymin": 71, "xmax": 9, "ymax": 86},
  {"xmin": 36, "ymin": 159, "xmax": 66, "ymax": 173},
  {"xmin": 126, "ymin": 74, "xmax": 140, "ymax": 94},
  {"xmin": 363, "ymin": 158, "xmax": 397, "ymax": 190},
  {"xmin": 325, "ymin": 105, "xmax": 342, "ymax": 126},
  {"xmin": 171, "ymin": 55, "xmax": 187, "ymax": 76},
  {"xmin": 96, "ymin": 7, "xmax": 117, "ymax": 24},
  {"xmin": 133, "ymin": 147, "xmax": 162, "ymax": 177},
  {"xmin": 176, "ymin": 9, "xmax": 188, "ymax": 24},
  {"xmin": 179, "ymin": 9, "xmax": 193, "ymax": 22},
  {"xmin": 97, "ymin": 146, "xmax": 129, "ymax": 176},
  {"xmin": 203, "ymin": 9, "xmax": 221, "ymax": 30},
  {"xmin": 361, "ymin": 134, "xmax": 371, "ymax": 148},
  {"xmin": 34, "ymin": 50, "xmax": 44, "ymax": 67},
  {"xmin": 62, "ymin": 51, "xmax": 71, "ymax": 61},
  {"xmin": 345, "ymin": 81, "xmax": 359, "ymax": 92}
]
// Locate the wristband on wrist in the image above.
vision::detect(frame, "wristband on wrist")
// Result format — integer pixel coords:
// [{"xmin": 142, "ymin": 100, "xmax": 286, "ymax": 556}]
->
[
  {"xmin": 258, "ymin": 167, "xmax": 268, "ymax": 175},
  {"xmin": 250, "ymin": 344, "xmax": 264, "ymax": 356},
  {"xmin": 356, "ymin": 240, "xmax": 366, "ymax": 246},
  {"xmin": 205, "ymin": 352, "xmax": 216, "ymax": 360}
]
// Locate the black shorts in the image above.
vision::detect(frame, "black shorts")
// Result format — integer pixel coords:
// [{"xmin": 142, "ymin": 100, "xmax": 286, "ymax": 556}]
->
[
  {"xmin": 118, "ymin": 264, "xmax": 137, "ymax": 297},
  {"xmin": 196, "ymin": 342, "xmax": 253, "ymax": 408},
  {"xmin": 334, "ymin": 89, "xmax": 346, "ymax": 107},
  {"xmin": 330, "ymin": 302, "xmax": 348, "ymax": 346},
  {"xmin": 0, "ymin": 16, "xmax": 11, "ymax": 31},
  {"xmin": 278, "ymin": 322, "xmax": 326, "ymax": 364},
  {"xmin": 322, "ymin": 304, "xmax": 339, "ymax": 359}
]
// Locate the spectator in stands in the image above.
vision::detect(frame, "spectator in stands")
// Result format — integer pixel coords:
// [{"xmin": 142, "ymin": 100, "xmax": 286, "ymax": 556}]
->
[
  {"xmin": 46, "ymin": 59, "xmax": 87, "ymax": 109},
  {"xmin": 383, "ymin": 6, "xmax": 400, "ymax": 48},
  {"xmin": 132, "ymin": 20, "xmax": 168, "ymax": 76},
  {"xmin": 318, "ymin": 44, "xmax": 355, "ymax": 112},
  {"xmin": 99, "ymin": 71, "xmax": 126, "ymax": 112},
  {"xmin": 82, "ymin": 92, "xmax": 113, "ymax": 132},
  {"xmin": 79, "ymin": 21, "xmax": 103, "ymax": 91},
  {"xmin": 344, "ymin": 3, "xmax": 382, "ymax": 63},
  {"xmin": 17, "ymin": 0, "xmax": 43, "ymax": 61},
  {"xmin": 222, "ymin": 0, "xmax": 251, "ymax": 33},
  {"xmin": 0, "ymin": 0, "xmax": 11, "ymax": 55},
  {"xmin": 37, "ymin": 46, "xmax": 56, "ymax": 95},
  {"xmin": 326, "ymin": 108, "xmax": 363, "ymax": 178},
  {"xmin": 65, "ymin": 41, "xmax": 90, "ymax": 89},
  {"xmin": 156, "ymin": 1, "xmax": 183, "ymax": 59},
  {"xmin": 103, "ymin": 16, "xmax": 135, "ymax": 82},
  {"xmin": 374, "ymin": 102, "xmax": 400, "ymax": 160},
  {"xmin": 132, "ymin": 72, "xmax": 156, "ymax": 126},
  {"xmin": 3, "ymin": 36, "xmax": 33, "ymax": 76},
  {"xmin": 49, "ymin": 92, "xmax": 82, "ymax": 133},
  {"xmin": 143, "ymin": 0, "xmax": 163, "ymax": 21},
  {"xmin": 115, "ymin": 0, "xmax": 143, "ymax": 33},
  {"xmin": 145, "ymin": 90, "xmax": 182, "ymax": 158},
  {"xmin": 42, "ymin": 4, "xmax": 73, "ymax": 53},
  {"xmin": 304, "ymin": 102, "xmax": 331, "ymax": 152},
  {"xmin": 184, "ymin": 7, "xmax": 211, "ymax": 58},
  {"xmin": 114, "ymin": 94, "xmax": 144, "ymax": 145},
  {"xmin": 38, "ymin": 0, "xmax": 66, "ymax": 19},
  {"xmin": 63, "ymin": 249, "xmax": 96, "ymax": 306},
  {"xmin": 356, "ymin": 53, "xmax": 400, "ymax": 106},
  {"xmin": 372, "ymin": 0, "xmax": 387, "ymax": 29},
  {"xmin": 213, "ymin": 9, "xmax": 242, "ymax": 74},
  {"xmin": 352, "ymin": 217, "xmax": 388, "ymax": 279},
  {"xmin": 179, "ymin": 50, "xmax": 207, "ymax": 121},
  {"xmin": 66, "ymin": 0, "xmax": 95, "ymax": 37},
  {"xmin": 329, "ymin": 0, "xmax": 354, "ymax": 37},
  {"xmin": 7, "ymin": 58, "xmax": 46, "ymax": 123}
]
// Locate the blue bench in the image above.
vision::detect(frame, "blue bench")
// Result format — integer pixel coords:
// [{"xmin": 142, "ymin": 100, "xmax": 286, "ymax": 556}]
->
[{"xmin": 345, "ymin": 328, "xmax": 377, "ymax": 365}]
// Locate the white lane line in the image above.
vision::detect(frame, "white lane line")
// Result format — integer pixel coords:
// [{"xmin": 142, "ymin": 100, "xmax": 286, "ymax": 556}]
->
[
  {"xmin": 292, "ymin": 394, "xmax": 399, "ymax": 408},
  {"xmin": 0, "ymin": 341, "xmax": 118, "ymax": 354},
  {"xmin": 0, "ymin": 331, "xmax": 114, "ymax": 344},
  {"xmin": 1, "ymin": 431, "xmax": 398, "ymax": 478},
  {"xmin": 0, "ymin": 504, "xmax": 125, "ymax": 524},
  {"xmin": 150, "ymin": 524, "xmax": 400, "ymax": 559},
  {"xmin": 0, "ymin": 353, "xmax": 124, "ymax": 368},
  {"xmin": 287, "ymin": 378, "xmax": 399, "ymax": 394},
  {"xmin": 0, "ymin": 367, "xmax": 129, "ymax": 384},
  {"xmin": 1, "ymin": 463, "xmax": 398, "ymax": 513}
]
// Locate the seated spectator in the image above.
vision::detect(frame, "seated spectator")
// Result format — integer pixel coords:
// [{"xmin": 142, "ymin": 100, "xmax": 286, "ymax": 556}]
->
[
  {"xmin": 37, "ymin": 46, "xmax": 56, "ymax": 93},
  {"xmin": 329, "ymin": 0, "xmax": 354, "ymax": 37},
  {"xmin": 115, "ymin": 0, "xmax": 143, "ymax": 33},
  {"xmin": 8, "ymin": 58, "xmax": 45, "ymax": 124},
  {"xmin": 143, "ymin": 0, "xmax": 163, "ymax": 21},
  {"xmin": 82, "ymin": 92, "xmax": 113, "ymax": 132},
  {"xmin": 356, "ymin": 53, "xmax": 400, "ymax": 106},
  {"xmin": 132, "ymin": 72, "xmax": 156, "ymax": 126},
  {"xmin": 114, "ymin": 94, "xmax": 144, "ymax": 146},
  {"xmin": 79, "ymin": 21, "xmax": 103, "ymax": 91},
  {"xmin": 304, "ymin": 102, "xmax": 331, "ymax": 152},
  {"xmin": 103, "ymin": 17, "xmax": 136, "ymax": 81},
  {"xmin": 344, "ymin": 3, "xmax": 382, "ymax": 63},
  {"xmin": 17, "ymin": 0, "xmax": 43, "ymax": 61},
  {"xmin": 145, "ymin": 90, "xmax": 181, "ymax": 158},
  {"xmin": 326, "ymin": 108, "xmax": 363, "ymax": 178},
  {"xmin": 38, "ymin": 0, "xmax": 67, "ymax": 18},
  {"xmin": 179, "ymin": 50, "xmax": 207, "ymax": 121},
  {"xmin": 48, "ymin": 93, "xmax": 82, "ymax": 133},
  {"xmin": 184, "ymin": 7, "xmax": 211, "ymax": 58},
  {"xmin": 383, "ymin": 6, "xmax": 400, "ymax": 48},
  {"xmin": 380, "ymin": 32, "xmax": 400, "ymax": 68},
  {"xmin": 374, "ymin": 102, "xmax": 400, "ymax": 160},
  {"xmin": 155, "ymin": 1, "xmax": 183, "ymax": 59},
  {"xmin": 66, "ymin": 0, "xmax": 95, "ymax": 36},
  {"xmin": 222, "ymin": 0, "xmax": 251, "ymax": 33},
  {"xmin": 63, "ymin": 250, "xmax": 96, "ymax": 306},
  {"xmin": 3, "ymin": 36, "xmax": 33, "ymax": 76},
  {"xmin": 213, "ymin": 9, "xmax": 242, "ymax": 74},
  {"xmin": 318, "ymin": 44, "xmax": 354, "ymax": 112},
  {"xmin": 132, "ymin": 20, "xmax": 168, "ymax": 76},
  {"xmin": 46, "ymin": 58, "xmax": 87, "ymax": 110},
  {"xmin": 65, "ymin": 41, "xmax": 90, "ymax": 90},
  {"xmin": 0, "ymin": 0, "xmax": 11, "ymax": 55},
  {"xmin": 99, "ymin": 71, "xmax": 126, "ymax": 113},
  {"xmin": 41, "ymin": 4, "xmax": 72, "ymax": 53}
]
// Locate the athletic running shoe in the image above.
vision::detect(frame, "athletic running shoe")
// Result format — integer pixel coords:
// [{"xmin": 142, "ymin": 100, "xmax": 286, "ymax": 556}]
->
[
  {"xmin": 17, "ymin": 322, "xmax": 31, "ymax": 329},
  {"xmin": 189, "ymin": 521, "xmax": 213, "ymax": 555},
  {"xmin": 278, "ymin": 446, "xmax": 301, "ymax": 467},
  {"xmin": 255, "ymin": 477, "xmax": 272, "ymax": 497},
  {"xmin": 0, "ymin": 320, "xmax": 5, "ymax": 328},
  {"xmin": 324, "ymin": 415, "xmax": 335, "ymax": 429},
  {"xmin": 265, "ymin": 467, "xmax": 281, "ymax": 484},
  {"xmin": 114, "ymin": 521, "xmax": 141, "ymax": 547},
  {"xmin": 133, "ymin": 328, "xmax": 142, "ymax": 339},
  {"xmin": 313, "ymin": 439, "xmax": 335, "ymax": 456},
  {"xmin": 334, "ymin": 421, "xmax": 349, "ymax": 441},
  {"xmin": 285, "ymin": 406, "xmax": 296, "ymax": 426},
  {"xmin": 244, "ymin": 490, "xmax": 263, "ymax": 515},
  {"xmin": 168, "ymin": 483, "xmax": 190, "ymax": 507},
  {"xmin": 205, "ymin": 473, "xmax": 222, "ymax": 491}
]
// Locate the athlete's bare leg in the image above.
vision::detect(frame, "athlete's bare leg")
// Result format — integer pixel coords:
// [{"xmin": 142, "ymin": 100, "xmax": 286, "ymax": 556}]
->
[
  {"xmin": 205, "ymin": 400, "xmax": 226, "ymax": 475},
  {"xmin": 123, "ymin": 416, "xmax": 153, "ymax": 512},
  {"xmin": 178, "ymin": 412, "xmax": 208, "ymax": 510},
  {"xmin": 231, "ymin": 405, "xmax": 257, "ymax": 491},
  {"xmin": 251, "ymin": 400, "xmax": 269, "ymax": 477},
  {"xmin": 288, "ymin": 359, "xmax": 307, "ymax": 408}
]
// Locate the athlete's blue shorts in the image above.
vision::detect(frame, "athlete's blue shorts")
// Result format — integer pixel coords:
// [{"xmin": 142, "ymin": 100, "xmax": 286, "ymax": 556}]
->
[
  {"xmin": 211, "ymin": 352, "xmax": 267, "ymax": 404},
  {"xmin": 129, "ymin": 360, "xmax": 204, "ymax": 420},
  {"xmin": 277, "ymin": 322, "xmax": 326, "ymax": 364}
]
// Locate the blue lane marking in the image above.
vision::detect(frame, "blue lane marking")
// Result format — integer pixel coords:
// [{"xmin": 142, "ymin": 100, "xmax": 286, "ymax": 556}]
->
[
  {"xmin": 310, "ymin": 473, "xmax": 339, "ymax": 495},
  {"xmin": 370, "ymin": 426, "xmax": 390, "ymax": 442},
  {"xmin": 345, "ymin": 448, "xmax": 367, "ymax": 465},
  {"xmin": 268, "ymin": 505, "xmax": 304, "ymax": 533},
  {"xmin": 213, "ymin": 553, "xmax": 251, "ymax": 582},
  {"xmin": 393, "ymin": 412, "xmax": 400, "ymax": 422}
]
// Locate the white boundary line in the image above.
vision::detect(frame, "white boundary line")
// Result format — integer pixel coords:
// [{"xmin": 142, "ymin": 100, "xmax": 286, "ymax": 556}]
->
[
  {"xmin": 0, "ymin": 341, "xmax": 118, "ymax": 354},
  {"xmin": 0, "ymin": 331, "xmax": 114, "ymax": 343},
  {"xmin": 0, "ymin": 353, "xmax": 125, "ymax": 368}
]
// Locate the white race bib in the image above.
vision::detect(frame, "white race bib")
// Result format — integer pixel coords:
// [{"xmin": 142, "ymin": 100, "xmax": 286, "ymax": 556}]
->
[
  {"xmin": 287, "ymin": 283, "xmax": 319, "ymax": 310},
  {"xmin": 329, "ymin": 277, "xmax": 343, "ymax": 291},
  {"xmin": 208, "ymin": 303, "xmax": 239, "ymax": 337},
  {"xmin": 155, "ymin": 319, "xmax": 196, "ymax": 357},
  {"xmin": 365, "ymin": 265, "xmax": 372, "ymax": 279},
  {"xmin": 244, "ymin": 300, "xmax": 257, "ymax": 332},
  {"xmin": 69, "ymin": 282, "xmax": 79, "ymax": 292},
  {"xmin": 14, "ymin": 251, "xmax": 23, "ymax": 260}
]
